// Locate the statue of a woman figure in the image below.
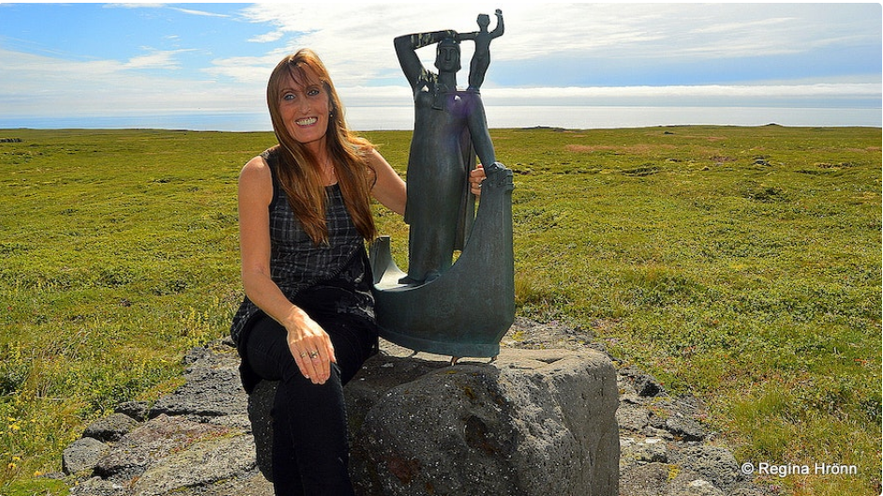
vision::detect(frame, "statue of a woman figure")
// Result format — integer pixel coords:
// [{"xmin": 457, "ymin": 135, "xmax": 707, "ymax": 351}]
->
[{"xmin": 394, "ymin": 30, "xmax": 500, "ymax": 285}]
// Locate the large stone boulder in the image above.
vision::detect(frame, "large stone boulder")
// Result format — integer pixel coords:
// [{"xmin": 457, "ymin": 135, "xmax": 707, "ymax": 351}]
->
[
  {"xmin": 247, "ymin": 345, "xmax": 620, "ymax": 495},
  {"xmin": 347, "ymin": 348, "xmax": 620, "ymax": 496}
]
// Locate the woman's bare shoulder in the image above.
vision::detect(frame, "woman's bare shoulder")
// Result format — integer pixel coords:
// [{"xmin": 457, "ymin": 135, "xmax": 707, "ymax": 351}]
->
[
  {"xmin": 240, "ymin": 154, "xmax": 271, "ymax": 180},
  {"xmin": 238, "ymin": 154, "xmax": 273, "ymax": 206}
]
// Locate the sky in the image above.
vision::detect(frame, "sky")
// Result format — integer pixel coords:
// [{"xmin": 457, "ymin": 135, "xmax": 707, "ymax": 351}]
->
[{"xmin": 0, "ymin": 2, "xmax": 880, "ymax": 130}]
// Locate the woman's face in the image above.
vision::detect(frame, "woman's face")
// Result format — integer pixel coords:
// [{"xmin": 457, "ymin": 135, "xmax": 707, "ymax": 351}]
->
[{"xmin": 278, "ymin": 67, "xmax": 330, "ymax": 151}]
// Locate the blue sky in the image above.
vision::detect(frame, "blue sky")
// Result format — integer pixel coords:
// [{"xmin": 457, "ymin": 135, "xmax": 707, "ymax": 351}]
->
[{"xmin": 0, "ymin": 2, "xmax": 880, "ymax": 128}]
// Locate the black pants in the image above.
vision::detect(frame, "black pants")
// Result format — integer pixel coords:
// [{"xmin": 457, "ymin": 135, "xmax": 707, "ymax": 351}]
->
[{"xmin": 245, "ymin": 313, "xmax": 377, "ymax": 496}]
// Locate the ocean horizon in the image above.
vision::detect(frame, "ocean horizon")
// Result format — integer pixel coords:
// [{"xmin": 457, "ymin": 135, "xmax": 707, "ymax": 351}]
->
[{"xmin": 0, "ymin": 105, "xmax": 880, "ymax": 133}]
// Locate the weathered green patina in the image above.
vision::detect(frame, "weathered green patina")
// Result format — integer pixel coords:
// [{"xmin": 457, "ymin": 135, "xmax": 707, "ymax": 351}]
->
[{"xmin": 370, "ymin": 12, "xmax": 514, "ymax": 359}]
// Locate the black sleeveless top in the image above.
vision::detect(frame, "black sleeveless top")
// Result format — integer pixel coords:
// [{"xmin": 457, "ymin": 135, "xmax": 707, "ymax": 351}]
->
[{"xmin": 229, "ymin": 147, "xmax": 376, "ymax": 348}]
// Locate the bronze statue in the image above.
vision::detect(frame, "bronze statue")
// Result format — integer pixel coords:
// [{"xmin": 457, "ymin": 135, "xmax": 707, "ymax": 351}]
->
[
  {"xmin": 394, "ymin": 26, "xmax": 502, "ymax": 284},
  {"xmin": 369, "ymin": 11, "xmax": 514, "ymax": 360}
]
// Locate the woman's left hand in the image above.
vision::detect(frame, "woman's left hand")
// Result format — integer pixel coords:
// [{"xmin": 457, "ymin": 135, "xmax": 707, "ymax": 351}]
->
[{"xmin": 469, "ymin": 164, "xmax": 486, "ymax": 196}]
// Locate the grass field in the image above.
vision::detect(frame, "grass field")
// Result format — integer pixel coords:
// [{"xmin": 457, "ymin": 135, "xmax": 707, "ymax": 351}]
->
[{"xmin": 0, "ymin": 126, "xmax": 880, "ymax": 495}]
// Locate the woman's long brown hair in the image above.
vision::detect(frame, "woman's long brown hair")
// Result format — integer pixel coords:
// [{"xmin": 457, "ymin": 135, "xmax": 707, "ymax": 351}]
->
[{"xmin": 266, "ymin": 49, "xmax": 378, "ymax": 245}]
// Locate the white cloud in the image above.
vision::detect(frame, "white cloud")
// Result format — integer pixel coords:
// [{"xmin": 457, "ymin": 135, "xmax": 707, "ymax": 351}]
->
[
  {"xmin": 249, "ymin": 31, "xmax": 285, "ymax": 44},
  {"xmin": 103, "ymin": 3, "xmax": 165, "ymax": 10},
  {"xmin": 202, "ymin": 52, "xmax": 288, "ymax": 86},
  {"xmin": 0, "ymin": 48, "xmax": 262, "ymax": 118},
  {"xmin": 123, "ymin": 49, "xmax": 193, "ymax": 70},
  {"xmin": 169, "ymin": 7, "xmax": 230, "ymax": 18}
]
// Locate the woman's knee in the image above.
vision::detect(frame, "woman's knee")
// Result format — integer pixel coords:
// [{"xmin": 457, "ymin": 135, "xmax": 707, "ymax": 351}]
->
[{"xmin": 245, "ymin": 317, "xmax": 294, "ymax": 381}]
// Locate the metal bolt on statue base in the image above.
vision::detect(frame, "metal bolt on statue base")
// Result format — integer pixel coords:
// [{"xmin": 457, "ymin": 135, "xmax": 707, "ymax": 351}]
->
[{"xmin": 369, "ymin": 10, "xmax": 514, "ymax": 363}]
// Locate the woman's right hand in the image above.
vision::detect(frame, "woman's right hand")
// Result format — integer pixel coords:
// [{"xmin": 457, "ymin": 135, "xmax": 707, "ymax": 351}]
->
[{"xmin": 284, "ymin": 307, "xmax": 336, "ymax": 385}]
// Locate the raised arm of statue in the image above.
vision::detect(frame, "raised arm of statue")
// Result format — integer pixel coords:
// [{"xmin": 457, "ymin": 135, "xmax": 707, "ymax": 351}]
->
[
  {"xmin": 394, "ymin": 30, "xmax": 458, "ymax": 89},
  {"xmin": 465, "ymin": 94, "xmax": 498, "ymax": 171},
  {"xmin": 491, "ymin": 9, "xmax": 504, "ymax": 38}
]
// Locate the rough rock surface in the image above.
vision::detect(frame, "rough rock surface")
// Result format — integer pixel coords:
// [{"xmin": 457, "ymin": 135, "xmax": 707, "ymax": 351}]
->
[
  {"xmin": 59, "ymin": 317, "xmax": 769, "ymax": 495},
  {"xmin": 347, "ymin": 347, "xmax": 619, "ymax": 496}
]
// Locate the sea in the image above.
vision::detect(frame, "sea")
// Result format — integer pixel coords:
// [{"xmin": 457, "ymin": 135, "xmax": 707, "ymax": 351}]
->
[{"xmin": 0, "ymin": 105, "xmax": 880, "ymax": 132}]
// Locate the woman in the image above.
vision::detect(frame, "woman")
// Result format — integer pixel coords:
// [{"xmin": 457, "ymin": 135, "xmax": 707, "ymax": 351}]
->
[{"xmin": 230, "ymin": 49, "xmax": 483, "ymax": 495}]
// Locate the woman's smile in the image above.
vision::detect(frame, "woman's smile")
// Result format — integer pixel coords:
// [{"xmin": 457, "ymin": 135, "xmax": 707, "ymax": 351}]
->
[{"xmin": 296, "ymin": 117, "xmax": 319, "ymax": 126}]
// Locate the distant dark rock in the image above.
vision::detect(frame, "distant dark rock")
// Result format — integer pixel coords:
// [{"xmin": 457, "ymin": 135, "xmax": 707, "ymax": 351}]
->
[
  {"xmin": 83, "ymin": 413, "xmax": 139, "ymax": 442},
  {"xmin": 671, "ymin": 446, "xmax": 745, "ymax": 493},
  {"xmin": 114, "ymin": 401, "xmax": 150, "ymax": 421},
  {"xmin": 62, "ymin": 437, "xmax": 109, "ymax": 475},
  {"xmin": 616, "ymin": 403, "xmax": 651, "ymax": 431},
  {"xmin": 666, "ymin": 415, "xmax": 706, "ymax": 442},
  {"xmin": 634, "ymin": 373, "xmax": 663, "ymax": 397}
]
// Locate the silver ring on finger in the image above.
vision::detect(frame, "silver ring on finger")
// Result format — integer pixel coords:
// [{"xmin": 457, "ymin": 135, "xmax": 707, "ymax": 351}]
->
[{"xmin": 309, "ymin": 351, "xmax": 319, "ymax": 359}]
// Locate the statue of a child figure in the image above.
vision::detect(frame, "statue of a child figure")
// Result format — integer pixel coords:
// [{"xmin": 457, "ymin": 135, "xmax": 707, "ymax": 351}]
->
[{"xmin": 458, "ymin": 9, "xmax": 505, "ymax": 92}]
